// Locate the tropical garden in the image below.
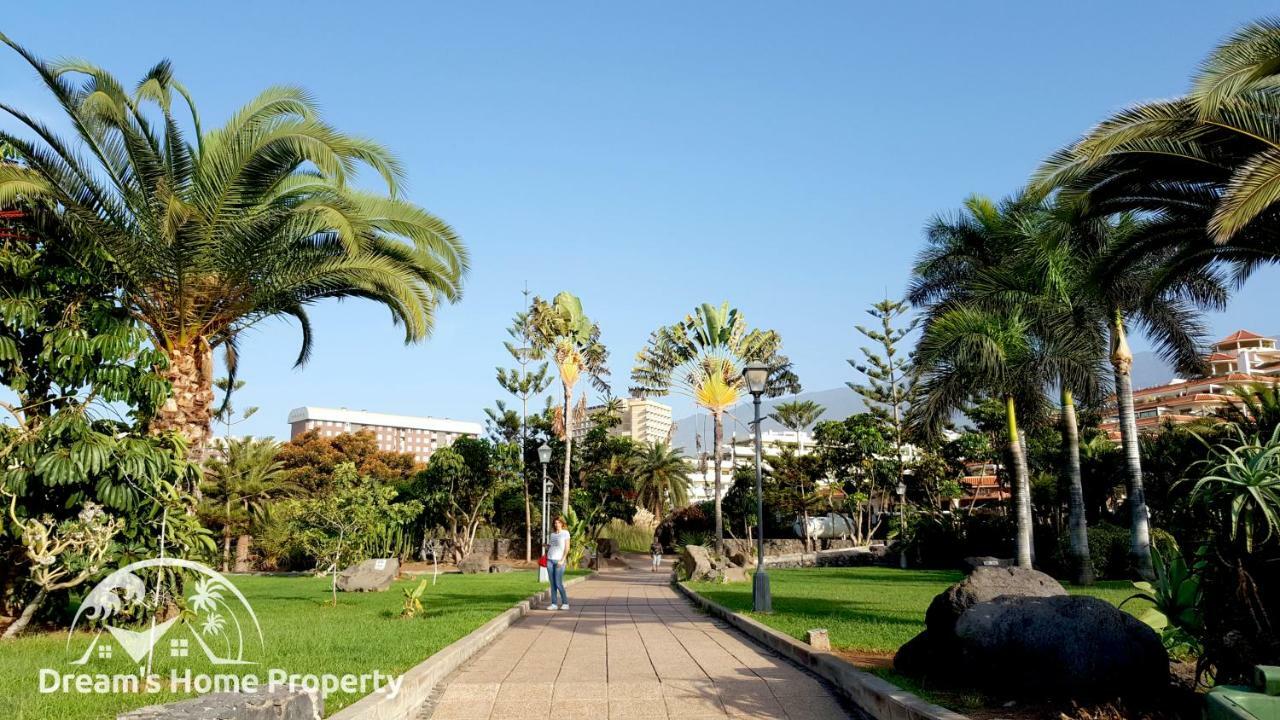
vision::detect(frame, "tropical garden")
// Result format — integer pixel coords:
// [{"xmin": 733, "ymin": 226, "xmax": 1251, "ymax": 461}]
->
[{"xmin": 2, "ymin": 14, "xmax": 1280, "ymax": 720}]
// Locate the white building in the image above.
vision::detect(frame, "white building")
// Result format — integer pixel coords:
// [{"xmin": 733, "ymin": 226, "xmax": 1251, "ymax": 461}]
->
[
  {"xmin": 569, "ymin": 397, "xmax": 674, "ymax": 447},
  {"xmin": 287, "ymin": 406, "xmax": 482, "ymax": 464}
]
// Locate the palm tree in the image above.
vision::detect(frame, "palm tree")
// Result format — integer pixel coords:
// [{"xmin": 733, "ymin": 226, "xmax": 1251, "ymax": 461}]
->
[
  {"xmin": 912, "ymin": 194, "xmax": 1215, "ymax": 578},
  {"xmin": 1032, "ymin": 19, "xmax": 1280, "ymax": 269},
  {"xmin": 631, "ymin": 302, "xmax": 799, "ymax": 553},
  {"xmin": 910, "ymin": 306, "xmax": 1041, "ymax": 568},
  {"xmin": 527, "ymin": 292, "xmax": 609, "ymax": 514},
  {"xmin": 1220, "ymin": 383, "xmax": 1280, "ymax": 438},
  {"xmin": 203, "ymin": 437, "xmax": 297, "ymax": 571},
  {"xmin": 769, "ymin": 399, "xmax": 825, "ymax": 550},
  {"xmin": 0, "ymin": 36, "xmax": 468, "ymax": 458},
  {"xmin": 769, "ymin": 400, "xmax": 825, "ymax": 453},
  {"xmin": 631, "ymin": 442, "xmax": 692, "ymax": 522}
]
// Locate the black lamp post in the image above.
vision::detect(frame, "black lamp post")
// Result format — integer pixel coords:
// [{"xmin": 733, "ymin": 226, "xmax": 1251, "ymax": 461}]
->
[
  {"xmin": 896, "ymin": 480, "xmax": 907, "ymax": 569},
  {"xmin": 742, "ymin": 361, "xmax": 772, "ymax": 613},
  {"xmin": 538, "ymin": 443, "xmax": 553, "ymax": 545}
]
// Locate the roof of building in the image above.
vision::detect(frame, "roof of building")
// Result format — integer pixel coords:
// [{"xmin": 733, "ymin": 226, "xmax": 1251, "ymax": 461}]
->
[
  {"xmin": 286, "ymin": 406, "xmax": 482, "ymax": 434},
  {"xmin": 1207, "ymin": 352, "xmax": 1237, "ymax": 361},
  {"xmin": 1216, "ymin": 330, "xmax": 1267, "ymax": 346}
]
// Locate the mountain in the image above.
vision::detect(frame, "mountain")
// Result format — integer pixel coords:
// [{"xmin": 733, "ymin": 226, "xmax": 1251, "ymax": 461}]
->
[{"xmin": 669, "ymin": 386, "xmax": 865, "ymax": 457}]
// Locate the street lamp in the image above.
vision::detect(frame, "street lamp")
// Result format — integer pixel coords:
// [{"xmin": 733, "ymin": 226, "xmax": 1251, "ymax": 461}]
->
[
  {"xmin": 538, "ymin": 443, "xmax": 553, "ymax": 545},
  {"xmin": 741, "ymin": 361, "xmax": 771, "ymax": 613},
  {"xmin": 896, "ymin": 481, "xmax": 907, "ymax": 569}
]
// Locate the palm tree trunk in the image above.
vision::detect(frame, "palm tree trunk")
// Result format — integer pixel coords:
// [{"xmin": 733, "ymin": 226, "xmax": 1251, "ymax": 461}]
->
[
  {"xmin": 234, "ymin": 535, "xmax": 253, "ymax": 573},
  {"xmin": 1061, "ymin": 388, "xmax": 1094, "ymax": 585},
  {"xmin": 1110, "ymin": 314, "xmax": 1154, "ymax": 580},
  {"xmin": 561, "ymin": 381, "xmax": 573, "ymax": 515},
  {"xmin": 151, "ymin": 339, "xmax": 216, "ymax": 463},
  {"xmin": 1017, "ymin": 429, "xmax": 1036, "ymax": 564},
  {"xmin": 1005, "ymin": 395, "xmax": 1033, "ymax": 569},
  {"xmin": 712, "ymin": 412, "xmax": 724, "ymax": 555}
]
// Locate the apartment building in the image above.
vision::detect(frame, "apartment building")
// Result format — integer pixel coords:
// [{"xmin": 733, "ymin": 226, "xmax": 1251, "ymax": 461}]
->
[
  {"xmin": 569, "ymin": 397, "xmax": 674, "ymax": 446},
  {"xmin": 287, "ymin": 406, "xmax": 482, "ymax": 464},
  {"xmin": 1100, "ymin": 330, "xmax": 1280, "ymax": 439}
]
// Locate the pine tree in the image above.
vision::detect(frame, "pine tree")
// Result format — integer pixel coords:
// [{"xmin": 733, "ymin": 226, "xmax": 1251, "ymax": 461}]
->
[
  {"xmin": 848, "ymin": 298, "xmax": 919, "ymax": 494},
  {"xmin": 495, "ymin": 296, "xmax": 553, "ymax": 561}
]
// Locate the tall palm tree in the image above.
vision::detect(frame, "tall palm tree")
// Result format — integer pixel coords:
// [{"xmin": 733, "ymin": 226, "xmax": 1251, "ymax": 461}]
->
[
  {"xmin": 528, "ymin": 292, "xmax": 609, "ymax": 514},
  {"xmin": 0, "ymin": 36, "xmax": 467, "ymax": 457},
  {"xmin": 631, "ymin": 442, "xmax": 692, "ymax": 522},
  {"xmin": 203, "ymin": 437, "xmax": 297, "ymax": 572},
  {"xmin": 1031, "ymin": 19, "xmax": 1280, "ymax": 269},
  {"xmin": 631, "ymin": 302, "xmax": 799, "ymax": 553},
  {"xmin": 769, "ymin": 399, "xmax": 825, "ymax": 550},
  {"xmin": 910, "ymin": 306, "xmax": 1042, "ymax": 568}
]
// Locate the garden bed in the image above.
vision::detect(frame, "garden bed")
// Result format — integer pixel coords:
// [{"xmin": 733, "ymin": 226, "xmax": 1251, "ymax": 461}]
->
[
  {"xmin": 685, "ymin": 567, "xmax": 1170, "ymax": 719},
  {"xmin": 0, "ymin": 570, "xmax": 581, "ymax": 720}
]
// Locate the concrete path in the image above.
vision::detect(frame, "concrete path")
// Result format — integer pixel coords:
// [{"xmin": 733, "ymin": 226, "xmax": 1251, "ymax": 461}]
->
[{"xmin": 421, "ymin": 557, "xmax": 855, "ymax": 720}]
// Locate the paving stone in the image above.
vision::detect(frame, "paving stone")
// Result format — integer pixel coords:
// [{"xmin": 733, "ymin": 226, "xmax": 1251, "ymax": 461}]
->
[{"xmin": 419, "ymin": 557, "xmax": 849, "ymax": 720}]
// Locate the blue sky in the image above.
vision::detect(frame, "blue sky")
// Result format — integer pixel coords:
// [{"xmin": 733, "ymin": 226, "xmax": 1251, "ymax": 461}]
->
[{"xmin": 3, "ymin": 2, "xmax": 1278, "ymax": 438}]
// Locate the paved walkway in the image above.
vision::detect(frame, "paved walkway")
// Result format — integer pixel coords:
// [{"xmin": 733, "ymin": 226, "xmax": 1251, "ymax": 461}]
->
[{"xmin": 421, "ymin": 557, "xmax": 855, "ymax": 720}]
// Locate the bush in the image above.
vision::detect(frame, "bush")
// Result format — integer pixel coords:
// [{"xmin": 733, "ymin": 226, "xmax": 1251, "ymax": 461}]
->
[
  {"xmin": 902, "ymin": 511, "xmax": 1014, "ymax": 568},
  {"xmin": 599, "ymin": 520, "xmax": 655, "ymax": 553}
]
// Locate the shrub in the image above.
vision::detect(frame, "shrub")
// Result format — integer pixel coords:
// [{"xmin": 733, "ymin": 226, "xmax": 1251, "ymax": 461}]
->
[{"xmin": 599, "ymin": 520, "xmax": 654, "ymax": 553}]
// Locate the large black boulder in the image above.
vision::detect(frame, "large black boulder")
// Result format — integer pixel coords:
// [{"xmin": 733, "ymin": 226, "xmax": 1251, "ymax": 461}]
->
[
  {"xmin": 925, "ymin": 566, "xmax": 1065, "ymax": 632},
  {"xmin": 955, "ymin": 594, "xmax": 1168, "ymax": 699}
]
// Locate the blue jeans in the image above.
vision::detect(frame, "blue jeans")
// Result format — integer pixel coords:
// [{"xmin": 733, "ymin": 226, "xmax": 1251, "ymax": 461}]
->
[{"xmin": 548, "ymin": 559, "xmax": 567, "ymax": 606}]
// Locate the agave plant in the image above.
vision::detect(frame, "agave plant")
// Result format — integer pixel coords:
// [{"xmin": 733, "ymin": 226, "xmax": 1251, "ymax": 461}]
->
[
  {"xmin": 1187, "ymin": 425, "xmax": 1280, "ymax": 553},
  {"xmin": 0, "ymin": 35, "xmax": 467, "ymax": 456}
]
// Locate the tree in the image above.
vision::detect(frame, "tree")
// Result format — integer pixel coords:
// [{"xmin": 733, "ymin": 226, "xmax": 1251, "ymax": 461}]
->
[
  {"xmin": 275, "ymin": 463, "xmax": 421, "ymax": 605},
  {"xmin": 0, "ymin": 199, "xmax": 211, "ymax": 630},
  {"xmin": 494, "ymin": 307, "xmax": 553, "ymax": 561},
  {"xmin": 410, "ymin": 437, "xmax": 517, "ymax": 562},
  {"xmin": 910, "ymin": 306, "xmax": 1040, "ymax": 568},
  {"xmin": 0, "ymin": 500, "xmax": 119, "ymax": 639},
  {"xmin": 528, "ymin": 292, "xmax": 609, "ymax": 514},
  {"xmin": 631, "ymin": 442, "xmax": 692, "ymax": 523},
  {"xmin": 213, "ymin": 377, "xmax": 258, "ymax": 440},
  {"xmin": 768, "ymin": 399, "xmax": 825, "ymax": 550},
  {"xmin": 276, "ymin": 430, "xmax": 417, "ymax": 495},
  {"xmin": 0, "ymin": 35, "xmax": 468, "ymax": 457},
  {"xmin": 1031, "ymin": 19, "xmax": 1280, "ymax": 272},
  {"xmin": 201, "ymin": 437, "xmax": 296, "ymax": 572},
  {"xmin": 849, "ymin": 298, "xmax": 919, "ymax": 509},
  {"xmin": 631, "ymin": 302, "xmax": 799, "ymax": 553},
  {"xmin": 1220, "ymin": 383, "xmax": 1280, "ymax": 439}
]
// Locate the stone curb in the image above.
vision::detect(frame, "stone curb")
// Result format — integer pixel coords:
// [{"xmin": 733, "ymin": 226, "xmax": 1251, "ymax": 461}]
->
[
  {"xmin": 328, "ymin": 573, "xmax": 589, "ymax": 720},
  {"xmin": 675, "ymin": 582, "xmax": 969, "ymax": 720}
]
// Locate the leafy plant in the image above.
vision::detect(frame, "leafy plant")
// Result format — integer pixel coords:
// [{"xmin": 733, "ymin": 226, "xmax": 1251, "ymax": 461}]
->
[
  {"xmin": 1186, "ymin": 426, "xmax": 1280, "ymax": 552},
  {"xmin": 1120, "ymin": 545, "xmax": 1205, "ymax": 658},
  {"xmin": 401, "ymin": 578, "xmax": 429, "ymax": 618}
]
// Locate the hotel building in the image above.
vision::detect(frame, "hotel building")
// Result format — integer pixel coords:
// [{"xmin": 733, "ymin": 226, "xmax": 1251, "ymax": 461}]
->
[
  {"xmin": 1100, "ymin": 330, "xmax": 1280, "ymax": 439},
  {"xmin": 569, "ymin": 397, "xmax": 674, "ymax": 447},
  {"xmin": 287, "ymin": 406, "xmax": 483, "ymax": 464}
]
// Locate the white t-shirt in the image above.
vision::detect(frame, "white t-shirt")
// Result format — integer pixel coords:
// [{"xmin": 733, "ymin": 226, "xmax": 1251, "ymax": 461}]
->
[{"xmin": 547, "ymin": 530, "xmax": 570, "ymax": 562}]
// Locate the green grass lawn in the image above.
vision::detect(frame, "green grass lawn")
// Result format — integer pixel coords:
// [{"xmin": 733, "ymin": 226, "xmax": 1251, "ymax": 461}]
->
[
  {"xmin": 687, "ymin": 567, "xmax": 1136, "ymax": 654},
  {"xmin": 0, "ymin": 570, "xmax": 579, "ymax": 720}
]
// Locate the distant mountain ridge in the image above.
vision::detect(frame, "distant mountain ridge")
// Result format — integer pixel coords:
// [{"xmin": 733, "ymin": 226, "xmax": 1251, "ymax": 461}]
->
[{"xmin": 668, "ymin": 345, "xmax": 1215, "ymax": 458}]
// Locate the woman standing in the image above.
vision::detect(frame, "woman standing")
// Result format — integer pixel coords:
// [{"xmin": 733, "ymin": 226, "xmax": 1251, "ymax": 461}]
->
[
  {"xmin": 650, "ymin": 537, "xmax": 664, "ymax": 572},
  {"xmin": 546, "ymin": 517, "xmax": 571, "ymax": 610}
]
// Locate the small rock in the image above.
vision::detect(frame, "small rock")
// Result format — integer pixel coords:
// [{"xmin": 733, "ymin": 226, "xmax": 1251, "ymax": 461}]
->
[
  {"xmin": 806, "ymin": 629, "xmax": 831, "ymax": 651},
  {"xmin": 488, "ymin": 563, "xmax": 513, "ymax": 573}
]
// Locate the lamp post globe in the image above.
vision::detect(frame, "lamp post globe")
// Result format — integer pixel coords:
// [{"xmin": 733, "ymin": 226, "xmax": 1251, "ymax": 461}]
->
[
  {"xmin": 741, "ymin": 362, "xmax": 772, "ymax": 613},
  {"xmin": 538, "ymin": 443, "xmax": 552, "ymax": 544}
]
